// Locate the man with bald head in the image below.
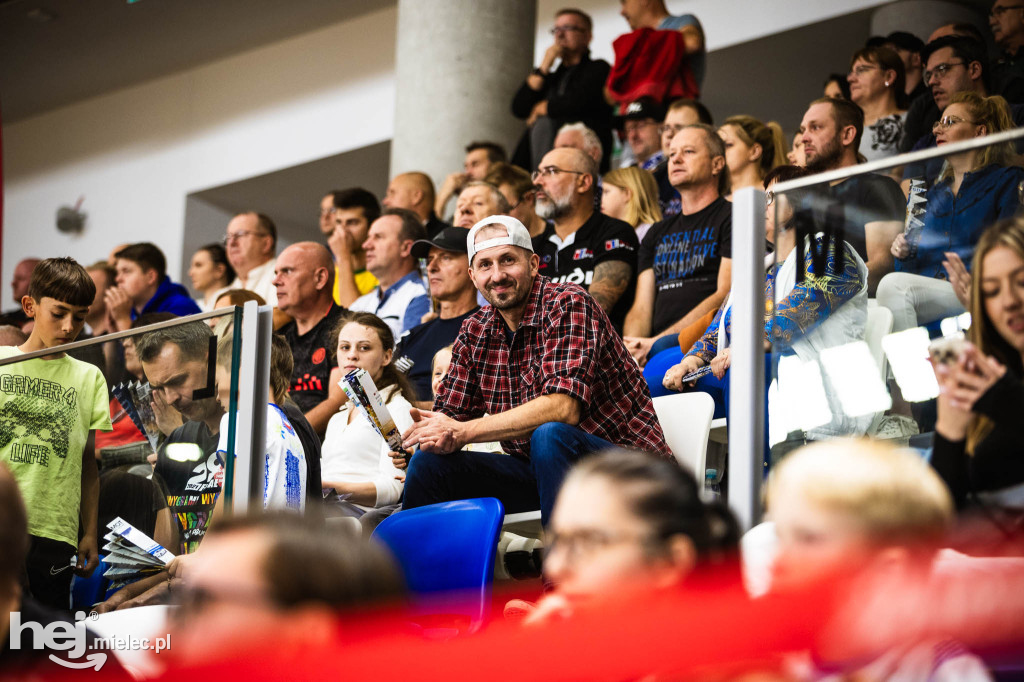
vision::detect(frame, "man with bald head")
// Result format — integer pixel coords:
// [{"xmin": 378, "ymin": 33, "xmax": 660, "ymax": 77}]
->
[
  {"xmin": 532, "ymin": 147, "xmax": 638, "ymax": 331},
  {"xmin": 382, "ymin": 172, "xmax": 450, "ymax": 238},
  {"xmin": 274, "ymin": 242, "xmax": 346, "ymax": 435},
  {"xmin": 452, "ymin": 181, "xmax": 511, "ymax": 230}
]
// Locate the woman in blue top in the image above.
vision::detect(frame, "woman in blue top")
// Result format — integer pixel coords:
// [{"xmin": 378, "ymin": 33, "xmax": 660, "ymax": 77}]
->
[{"xmin": 877, "ymin": 92, "xmax": 1023, "ymax": 333}]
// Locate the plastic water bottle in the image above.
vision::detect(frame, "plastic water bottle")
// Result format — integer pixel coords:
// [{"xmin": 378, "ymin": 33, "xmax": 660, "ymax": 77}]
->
[{"xmin": 704, "ymin": 468, "xmax": 721, "ymax": 501}]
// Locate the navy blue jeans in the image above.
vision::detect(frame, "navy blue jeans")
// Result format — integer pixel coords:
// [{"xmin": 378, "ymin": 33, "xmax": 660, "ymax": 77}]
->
[{"xmin": 402, "ymin": 422, "xmax": 615, "ymax": 525}]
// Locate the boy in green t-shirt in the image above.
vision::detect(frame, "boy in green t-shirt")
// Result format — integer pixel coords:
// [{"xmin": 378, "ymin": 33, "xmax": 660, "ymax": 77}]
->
[{"xmin": 0, "ymin": 257, "xmax": 111, "ymax": 611}]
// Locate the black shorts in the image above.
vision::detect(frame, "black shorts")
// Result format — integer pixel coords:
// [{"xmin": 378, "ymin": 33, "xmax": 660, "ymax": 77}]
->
[{"xmin": 25, "ymin": 535, "xmax": 77, "ymax": 613}]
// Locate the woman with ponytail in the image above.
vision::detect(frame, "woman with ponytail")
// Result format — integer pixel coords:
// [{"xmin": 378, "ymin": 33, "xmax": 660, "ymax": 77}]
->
[
  {"xmin": 878, "ymin": 92, "xmax": 1024, "ymax": 334},
  {"xmin": 716, "ymin": 115, "xmax": 787, "ymax": 199}
]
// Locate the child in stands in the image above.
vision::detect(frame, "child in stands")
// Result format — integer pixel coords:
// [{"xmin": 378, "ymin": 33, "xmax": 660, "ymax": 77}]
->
[{"xmin": 0, "ymin": 258, "xmax": 111, "ymax": 610}]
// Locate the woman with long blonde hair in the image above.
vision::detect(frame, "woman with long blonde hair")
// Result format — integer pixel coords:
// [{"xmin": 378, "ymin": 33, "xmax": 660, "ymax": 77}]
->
[
  {"xmin": 931, "ymin": 216, "xmax": 1024, "ymax": 509},
  {"xmin": 601, "ymin": 166, "xmax": 663, "ymax": 242},
  {"xmin": 878, "ymin": 92, "xmax": 1024, "ymax": 334}
]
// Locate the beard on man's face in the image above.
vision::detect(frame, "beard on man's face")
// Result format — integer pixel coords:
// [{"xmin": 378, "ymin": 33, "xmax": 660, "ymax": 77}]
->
[{"xmin": 804, "ymin": 135, "xmax": 844, "ymax": 174}]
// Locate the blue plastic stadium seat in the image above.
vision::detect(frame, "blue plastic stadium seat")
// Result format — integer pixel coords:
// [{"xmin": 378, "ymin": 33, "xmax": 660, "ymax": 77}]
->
[
  {"xmin": 371, "ymin": 498, "xmax": 505, "ymax": 632},
  {"xmin": 71, "ymin": 556, "xmax": 111, "ymax": 611}
]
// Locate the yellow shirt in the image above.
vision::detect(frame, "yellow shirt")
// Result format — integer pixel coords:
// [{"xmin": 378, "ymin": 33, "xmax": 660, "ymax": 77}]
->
[{"xmin": 334, "ymin": 267, "xmax": 378, "ymax": 306}]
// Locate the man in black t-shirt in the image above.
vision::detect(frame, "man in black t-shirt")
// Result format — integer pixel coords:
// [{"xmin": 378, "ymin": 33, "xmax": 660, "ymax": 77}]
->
[
  {"xmin": 800, "ymin": 97, "xmax": 904, "ymax": 294},
  {"xmin": 624, "ymin": 124, "xmax": 732, "ymax": 365},
  {"xmin": 395, "ymin": 228, "xmax": 480, "ymax": 405},
  {"xmin": 532, "ymin": 147, "xmax": 638, "ymax": 331},
  {"xmin": 274, "ymin": 242, "xmax": 346, "ymax": 437}
]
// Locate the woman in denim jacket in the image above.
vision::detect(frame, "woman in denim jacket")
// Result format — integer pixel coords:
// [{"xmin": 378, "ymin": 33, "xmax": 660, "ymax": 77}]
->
[{"xmin": 878, "ymin": 92, "xmax": 1023, "ymax": 333}]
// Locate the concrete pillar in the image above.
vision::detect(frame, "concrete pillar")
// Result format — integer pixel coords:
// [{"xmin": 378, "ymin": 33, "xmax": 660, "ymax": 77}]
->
[
  {"xmin": 870, "ymin": 1, "xmax": 988, "ymax": 45},
  {"xmin": 390, "ymin": 0, "xmax": 536, "ymax": 189}
]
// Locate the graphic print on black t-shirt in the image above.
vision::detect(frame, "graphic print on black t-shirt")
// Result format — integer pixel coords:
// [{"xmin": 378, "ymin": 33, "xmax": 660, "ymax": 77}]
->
[
  {"xmin": 282, "ymin": 304, "xmax": 344, "ymax": 413},
  {"xmin": 652, "ymin": 223, "xmax": 723, "ymax": 284},
  {"xmin": 638, "ymin": 196, "xmax": 732, "ymax": 335},
  {"xmin": 153, "ymin": 421, "xmax": 221, "ymax": 554},
  {"xmin": 533, "ymin": 212, "xmax": 638, "ymax": 330}
]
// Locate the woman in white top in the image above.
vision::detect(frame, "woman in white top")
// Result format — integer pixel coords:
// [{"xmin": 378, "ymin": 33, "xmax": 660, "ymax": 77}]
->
[
  {"xmin": 848, "ymin": 46, "xmax": 907, "ymax": 162},
  {"xmin": 321, "ymin": 312, "xmax": 417, "ymax": 510},
  {"xmin": 189, "ymin": 243, "xmax": 235, "ymax": 312},
  {"xmin": 600, "ymin": 166, "xmax": 663, "ymax": 243}
]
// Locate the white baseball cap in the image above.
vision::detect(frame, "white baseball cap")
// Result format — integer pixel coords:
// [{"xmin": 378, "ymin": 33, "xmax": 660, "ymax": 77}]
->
[{"xmin": 466, "ymin": 215, "xmax": 534, "ymax": 264}]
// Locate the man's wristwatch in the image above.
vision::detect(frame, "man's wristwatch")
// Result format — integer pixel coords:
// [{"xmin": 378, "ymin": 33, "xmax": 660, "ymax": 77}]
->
[{"xmin": 531, "ymin": 67, "xmax": 546, "ymax": 77}]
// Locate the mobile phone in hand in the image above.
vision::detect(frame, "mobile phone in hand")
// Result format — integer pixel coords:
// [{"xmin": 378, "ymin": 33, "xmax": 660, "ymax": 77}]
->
[{"xmin": 927, "ymin": 334, "xmax": 966, "ymax": 366}]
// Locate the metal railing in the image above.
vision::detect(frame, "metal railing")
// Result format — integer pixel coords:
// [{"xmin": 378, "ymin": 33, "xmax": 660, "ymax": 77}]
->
[{"xmin": 0, "ymin": 303, "xmax": 272, "ymax": 514}]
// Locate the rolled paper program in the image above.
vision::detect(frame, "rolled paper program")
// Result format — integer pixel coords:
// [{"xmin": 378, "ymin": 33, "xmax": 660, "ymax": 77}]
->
[{"xmin": 340, "ymin": 368, "xmax": 405, "ymax": 453}]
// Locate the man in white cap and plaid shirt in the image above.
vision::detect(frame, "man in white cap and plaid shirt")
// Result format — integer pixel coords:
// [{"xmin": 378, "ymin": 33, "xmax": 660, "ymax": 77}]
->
[{"xmin": 397, "ymin": 215, "xmax": 669, "ymax": 525}]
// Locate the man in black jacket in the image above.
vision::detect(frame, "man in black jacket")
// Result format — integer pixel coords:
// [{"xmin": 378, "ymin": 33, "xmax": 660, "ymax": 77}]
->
[{"xmin": 511, "ymin": 8, "xmax": 613, "ymax": 172}]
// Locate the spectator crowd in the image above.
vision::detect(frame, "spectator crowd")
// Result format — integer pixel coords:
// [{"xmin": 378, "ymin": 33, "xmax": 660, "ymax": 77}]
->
[{"xmin": 3, "ymin": 1, "xmax": 1024, "ymax": 678}]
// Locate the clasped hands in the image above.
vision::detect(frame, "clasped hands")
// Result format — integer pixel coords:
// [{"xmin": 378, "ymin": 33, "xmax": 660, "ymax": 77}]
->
[{"xmin": 389, "ymin": 407, "xmax": 469, "ymax": 469}]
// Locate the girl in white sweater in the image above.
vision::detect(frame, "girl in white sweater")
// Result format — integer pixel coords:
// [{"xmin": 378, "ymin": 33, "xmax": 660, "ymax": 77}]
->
[{"xmin": 321, "ymin": 312, "xmax": 417, "ymax": 511}]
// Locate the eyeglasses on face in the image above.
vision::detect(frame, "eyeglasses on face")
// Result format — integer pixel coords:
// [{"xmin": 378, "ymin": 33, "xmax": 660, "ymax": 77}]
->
[
  {"xmin": 848, "ymin": 64, "xmax": 880, "ymax": 77},
  {"xmin": 222, "ymin": 230, "xmax": 266, "ymax": 245},
  {"xmin": 923, "ymin": 61, "xmax": 966, "ymax": 83},
  {"xmin": 658, "ymin": 123, "xmax": 687, "ymax": 136},
  {"xmin": 990, "ymin": 4, "xmax": 1024, "ymax": 17},
  {"xmin": 932, "ymin": 115, "xmax": 980, "ymax": 132},
  {"xmin": 544, "ymin": 528, "xmax": 656, "ymax": 563},
  {"xmin": 624, "ymin": 120, "xmax": 656, "ymax": 134},
  {"xmin": 550, "ymin": 25, "xmax": 585, "ymax": 36},
  {"xmin": 531, "ymin": 166, "xmax": 585, "ymax": 182}
]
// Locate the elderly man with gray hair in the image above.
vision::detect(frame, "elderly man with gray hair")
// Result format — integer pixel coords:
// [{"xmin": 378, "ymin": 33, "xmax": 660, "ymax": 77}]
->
[
  {"xmin": 397, "ymin": 216, "xmax": 668, "ymax": 526},
  {"xmin": 531, "ymin": 147, "xmax": 639, "ymax": 331}
]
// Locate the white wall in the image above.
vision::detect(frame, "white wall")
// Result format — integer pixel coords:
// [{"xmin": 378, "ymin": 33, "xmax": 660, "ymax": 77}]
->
[
  {"xmin": 533, "ymin": 0, "xmax": 894, "ymax": 63},
  {"xmin": 2, "ymin": 0, "xmax": 895, "ymax": 305},
  {"xmin": 2, "ymin": 5, "xmax": 398, "ymax": 304}
]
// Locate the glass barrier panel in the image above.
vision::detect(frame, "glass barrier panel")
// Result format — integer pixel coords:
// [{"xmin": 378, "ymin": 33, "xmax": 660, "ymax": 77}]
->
[
  {"xmin": 0, "ymin": 308, "xmax": 245, "ymax": 567},
  {"xmin": 766, "ymin": 133, "xmax": 1024, "ymax": 473}
]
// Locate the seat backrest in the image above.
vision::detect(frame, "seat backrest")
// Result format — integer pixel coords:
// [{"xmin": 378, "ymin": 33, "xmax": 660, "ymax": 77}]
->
[
  {"xmin": 371, "ymin": 498, "xmax": 504, "ymax": 629},
  {"xmin": 865, "ymin": 304, "xmax": 894, "ymax": 379},
  {"xmin": 652, "ymin": 392, "xmax": 715, "ymax": 479},
  {"xmin": 71, "ymin": 556, "xmax": 110, "ymax": 611}
]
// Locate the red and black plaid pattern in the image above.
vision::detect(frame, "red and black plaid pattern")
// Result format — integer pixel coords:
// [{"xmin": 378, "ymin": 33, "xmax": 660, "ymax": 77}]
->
[{"xmin": 436, "ymin": 275, "xmax": 669, "ymax": 460}]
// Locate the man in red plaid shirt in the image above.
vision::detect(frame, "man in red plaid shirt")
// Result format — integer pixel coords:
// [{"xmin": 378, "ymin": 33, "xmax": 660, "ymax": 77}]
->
[{"xmin": 398, "ymin": 215, "xmax": 669, "ymax": 524}]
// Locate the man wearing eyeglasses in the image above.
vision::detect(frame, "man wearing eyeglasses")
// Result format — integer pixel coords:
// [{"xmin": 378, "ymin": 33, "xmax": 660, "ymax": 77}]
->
[
  {"xmin": 511, "ymin": 9, "xmax": 612, "ymax": 172},
  {"xmin": 616, "ymin": 97, "xmax": 665, "ymax": 170},
  {"xmin": 224, "ymin": 211, "xmax": 278, "ymax": 306},
  {"xmin": 901, "ymin": 35, "xmax": 1024, "ymax": 190},
  {"xmin": 532, "ymin": 147, "xmax": 639, "ymax": 332}
]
